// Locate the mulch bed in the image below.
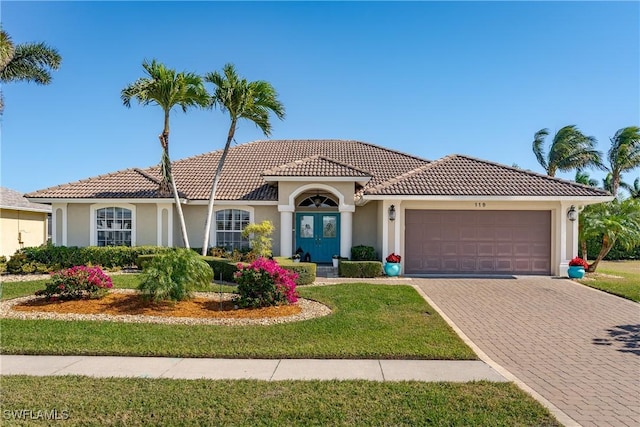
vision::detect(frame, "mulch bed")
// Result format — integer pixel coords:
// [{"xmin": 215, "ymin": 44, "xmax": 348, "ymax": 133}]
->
[{"xmin": 13, "ymin": 292, "xmax": 301, "ymax": 319}]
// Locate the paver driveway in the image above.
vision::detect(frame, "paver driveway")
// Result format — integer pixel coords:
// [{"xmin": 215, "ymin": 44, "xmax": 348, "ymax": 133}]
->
[{"xmin": 415, "ymin": 276, "xmax": 639, "ymax": 427}]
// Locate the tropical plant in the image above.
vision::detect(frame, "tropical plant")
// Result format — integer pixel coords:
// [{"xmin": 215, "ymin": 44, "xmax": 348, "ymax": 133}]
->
[
  {"xmin": 36, "ymin": 266, "xmax": 112, "ymax": 301},
  {"xmin": 234, "ymin": 257, "xmax": 298, "ymax": 308},
  {"xmin": 604, "ymin": 126, "xmax": 640, "ymax": 197},
  {"xmin": 579, "ymin": 198, "xmax": 640, "ymax": 272},
  {"xmin": 241, "ymin": 220, "xmax": 274, "ymax": 258},
  {"xmin": 121, "ymin": 60, "xmax": 209, "ymax": 248},
  {"xmin": 621, "ymin": 177, "xmax": 640, "ymax": 199},
  {"xmin": 532, "ymin": 125, "xmax": 602, "ymax": 177},
  {"xmin": 201, "ymin": 64, "xmax": 285, "ymax": 254},
  {"xmin": 0, "ymin": 29, "xmax": 61, "ymax": 113},
  {"xmin": 574, "ymin": 170, "xmax": 599, "ymax": 187},
  {"xmin": 138, "ymin": 248, "xmax": 213, "ymax": 302}
]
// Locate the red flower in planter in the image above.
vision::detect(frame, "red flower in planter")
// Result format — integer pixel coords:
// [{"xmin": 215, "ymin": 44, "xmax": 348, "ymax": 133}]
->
[
  {"xmin": 568, "ymin": 257, "xmax": 589, "ymax": 269},
  {"xmin": 386, "ymin": 253, "xmax": 401, "ymax": 263}
]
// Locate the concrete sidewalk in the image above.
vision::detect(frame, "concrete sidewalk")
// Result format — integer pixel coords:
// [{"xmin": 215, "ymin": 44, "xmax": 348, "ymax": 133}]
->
[{"xmin": 0, "ymin": 355, "xmax": 506, "ymax": 382}]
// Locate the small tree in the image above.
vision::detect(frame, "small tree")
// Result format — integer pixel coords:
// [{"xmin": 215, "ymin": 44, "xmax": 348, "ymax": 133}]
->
[
  {"xmin": 241, "ymin": 220, "xmax": 274, "ymax": 258},
  {"xmin": 579, "ymin": 198, "xmax": 640, "ymax": 272}
]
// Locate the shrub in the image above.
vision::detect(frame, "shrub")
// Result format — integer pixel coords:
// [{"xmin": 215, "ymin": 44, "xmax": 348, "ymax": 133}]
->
[
  {"xmin": 36, "ymin": 266, "xmax": 113, "ymax": 300},
  {"xmin": 234, "ymin": 258, "xmax": 298, "ymax": 308},
  {"xmin": 279, "ymin": 262, "xmax": 317, "ymax": 286},
  {"xmin": 202, "ymin": 257, "xmax": 244, "ymax": 282},
  {"xmin": 0, "ymin": 256, "xmax": 6, "ymax": 273},
  {"xmin": 351, "ymin": 245, "xmax": 377, "ymax": 261},
  {"xmin": 339, "ymin": 261, "xmax": 383, "ymax": 278},
  {"xmin": 138, "ymin": 249, "xmax": 213, "ymax": 302},
  {"xmin": 242, "ymin": 220, "xmax": 274, "ymax": 258}
]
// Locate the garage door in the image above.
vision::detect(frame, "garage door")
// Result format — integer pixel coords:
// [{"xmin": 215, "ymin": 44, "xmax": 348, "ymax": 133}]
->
[{"xmin": 405, "ymin": 210, "xmax": 551, "ymax": 275}]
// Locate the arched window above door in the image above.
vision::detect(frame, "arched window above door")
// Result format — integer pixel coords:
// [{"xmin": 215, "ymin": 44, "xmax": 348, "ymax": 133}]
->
[{"xmin": 298, "ymin": 194, "xmax": 338, "ymax": 208}]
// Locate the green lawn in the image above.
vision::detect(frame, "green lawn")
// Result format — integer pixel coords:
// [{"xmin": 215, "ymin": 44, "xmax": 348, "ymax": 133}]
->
[
  {"xmin": 0, "ymin": 376, "xmax": 560, "ymax": 426},
  {"xmin": 577, "ymin": 260, "xmax": 640, "ymax": 302},
  {"xmin": 0, "ymin": 282, "xmax": 475, "ymax": 360}
]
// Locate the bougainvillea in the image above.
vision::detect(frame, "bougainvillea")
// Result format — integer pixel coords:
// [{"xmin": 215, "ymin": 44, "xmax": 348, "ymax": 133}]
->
[
  {"xmin": 234, "ymin": 258, "xmax": 298, "ymax": 308},
  {"xmin": 36, "ymin": 265, "xmax": 113, "ymax": 300},
  {"xmin": 386, "ymin": 253, "xmax": 401, "ymax": 263},
  {"xmin": 568, "ymin": 257, "xmax": 589, "ymax": 269}
]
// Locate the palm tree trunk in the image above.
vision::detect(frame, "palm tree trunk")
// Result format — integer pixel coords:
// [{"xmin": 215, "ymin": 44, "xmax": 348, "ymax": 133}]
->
[
  {"xmin": 201, "ymin": 119, "xmax": 237, "ymax": 256},
  {"xmin": 159, "ymin": 116, "xmax": 190, "ymax": 249},
  {"xmin": 587, "ymin": 234, "xmax": 616, "ymax": 272}
]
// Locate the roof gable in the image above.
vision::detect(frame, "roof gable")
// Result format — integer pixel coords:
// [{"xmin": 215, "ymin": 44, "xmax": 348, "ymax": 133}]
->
[
  {"xmin": 262, "ymin": 155, "xmax": 372, "ymax": 178},
  {"xmin": 365, "ymin": 154, "xmax": 611, "ymax": 197}
]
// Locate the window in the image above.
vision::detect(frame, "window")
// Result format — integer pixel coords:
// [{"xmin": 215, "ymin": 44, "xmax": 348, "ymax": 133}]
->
[
  {"xmin": 215, "ymin": 209, "xmax": 250, "ymax": 251},
  {"xmin": 298, "ymin": 195, "xmax": 338, "ymax": 208},
  {"xmin": 96, "ymin": 207, "xmax": 132, "ymax": 246}
]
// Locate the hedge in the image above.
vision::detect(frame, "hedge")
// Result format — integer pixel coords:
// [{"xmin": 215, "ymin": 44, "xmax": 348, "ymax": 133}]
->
[
  {"xmin": 8, "ymin": 245, "xmax": 174, "ymax": 274},
  {"xmin": 350, "ymin": 245, "xmax": 377, "ymax": 261},
  {"xmin": 339, "ymin": 261, "xmax": 383, "ymax": 278},
  {"xmin": 584, "ymin": 237, "xmax": 640, "ymax": 260},
  {"xmin": 202, "ymin": 257, "xmax": 245, "ymax": 283}
]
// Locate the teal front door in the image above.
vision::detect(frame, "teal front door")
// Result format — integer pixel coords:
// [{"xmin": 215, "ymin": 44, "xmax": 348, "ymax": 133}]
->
[{"xmin": 295, "ymin": 213, "xmax": 340, "ymax": 263}]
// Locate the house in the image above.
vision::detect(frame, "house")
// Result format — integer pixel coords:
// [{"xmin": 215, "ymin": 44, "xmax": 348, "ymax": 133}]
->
[
  {"xmin": 25, "ymin": 139, "xmax": 612, "ymax": 276},
  {"xmin": 1, "ymin": 187, "xmax": 52, "ymax": 258}
]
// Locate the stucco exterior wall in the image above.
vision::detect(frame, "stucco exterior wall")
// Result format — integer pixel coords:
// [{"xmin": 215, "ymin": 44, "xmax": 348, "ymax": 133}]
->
[
  {"xmin": 0, "ymin": 209, "xmax": 48, "ymax": 257},
  {"xmin": 66, "ymin": 204, "xmax": 90, "ymax": 247},
  {"xmin": 353, "ymin": 201, "xmax": 380, "ymax": 256},
  {"xmin": 136, "ymin": 204, "xmax": 157, "ymax": 246}
]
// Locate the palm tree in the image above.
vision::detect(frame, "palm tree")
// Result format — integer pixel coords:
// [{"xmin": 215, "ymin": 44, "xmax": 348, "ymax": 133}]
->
[
  {"xmin": 574, "ymin": 170, "xmax": 599, "ymax": 187},
  {"xmin": 0, "ymin": 29, "xmax": 61, "ymax": 112},
  {"xmin": 579, "ymin": 198, "xmax": 640, "ymax": 272},
  {"xmin": 621, "ymin": 177, "xmax": 640, "ymax": 199},
  {"xmin": 532, "ymin": 125, "xmax": 602, "ymax": 177},
  {"xmin": 201, "ymin": 63, "xmax": 285, "ymax": 255},
  {"xmin": 605, "ymin": 126, "xmax": 640, "ymax": 197},
  {"xmin": 121, "ymin": 59, "xmax": 209, "ymax": 248}
]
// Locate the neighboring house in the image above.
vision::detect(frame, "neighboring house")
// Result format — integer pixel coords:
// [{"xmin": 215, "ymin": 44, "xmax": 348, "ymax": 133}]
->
[
  {"xmin": 1, "ymin": 187, "xmax": 52, "ymax": 258},
  {"xmin": 25, "ymin": 140, "xmax": 612, "ymax": 276}
]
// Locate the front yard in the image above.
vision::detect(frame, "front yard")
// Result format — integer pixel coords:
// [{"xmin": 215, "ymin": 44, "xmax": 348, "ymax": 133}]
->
[
  {"xmin": 577, "ymin": 260, "xmax": 640, "ymax": 302},
  {"xmin": 0, "ymin": 276, "xmax": 474, "ymax": 359}
]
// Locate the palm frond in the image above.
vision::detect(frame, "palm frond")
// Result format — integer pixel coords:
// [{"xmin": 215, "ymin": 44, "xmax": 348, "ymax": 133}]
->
[{"xmin": 532, "ymin": 128, "xmax": 549, "ymax": 174}]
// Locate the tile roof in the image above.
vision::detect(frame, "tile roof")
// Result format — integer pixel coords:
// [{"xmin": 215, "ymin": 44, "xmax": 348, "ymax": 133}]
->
[
  {"xmin": 1, "ymin": 187, "xmax": 51, "ymax": 212},
  {"xmin": 27, "ymin": 140, "xmax": 427, "ymax": 200},
  {"xmin": 25, "ymin": 141, "xmax": 611, "ymax": 201},
  {"xmin": 262, "ymin": 155, "xmax": 372, "ymax": 178},
  {"xmin": 365, "ymin": 154, "xmax": 612, "ymax": 197}
]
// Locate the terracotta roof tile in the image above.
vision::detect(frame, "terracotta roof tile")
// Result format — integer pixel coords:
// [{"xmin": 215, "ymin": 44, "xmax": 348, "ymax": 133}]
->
[
  {"xmin": 365, "ymin": 154, "xmax": 611, "ymax": 197},
  {"xmin": 25, "ymin": 141, "xmax": 610, "ymax": 201},
  {"xmin": 262, "ymin": 155, "xmax": 372, "ymax": 178}
]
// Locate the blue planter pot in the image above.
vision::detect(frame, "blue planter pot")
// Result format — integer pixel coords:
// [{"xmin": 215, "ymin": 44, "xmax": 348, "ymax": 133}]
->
[
  {"xmin": 567, "ymin": 266, "xmax": 585, "ymax": 279},
  {"xmin": 384, "ymin": 262, "xmax": 401, "ymax": 277}
]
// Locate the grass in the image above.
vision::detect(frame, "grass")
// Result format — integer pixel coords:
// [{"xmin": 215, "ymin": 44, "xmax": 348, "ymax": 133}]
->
[
  {"xmin": 0, "ymin": 376, "xmax": 560, "ymax": 426},
  {"xmin": 577, "ymin": 260, "xmax": 640, "ymax": 302},
  {"xmin": 0, "ymin": 283, "xmax": 475, "ymax": 359}
]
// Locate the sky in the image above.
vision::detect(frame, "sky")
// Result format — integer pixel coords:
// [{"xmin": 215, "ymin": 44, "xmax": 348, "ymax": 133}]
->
[{"xmin": 1, "ymin": 1, "xmax": 639, "ymax": 195}]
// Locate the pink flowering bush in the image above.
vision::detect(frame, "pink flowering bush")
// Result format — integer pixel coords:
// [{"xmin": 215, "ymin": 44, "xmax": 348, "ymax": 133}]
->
[
  {"xmin": 234, "ymin": 258, "xmax": 298, "ymax": 308},
  {"xmin": 36, "ymin": 265, "xmax": 112, "ymax": 300}
]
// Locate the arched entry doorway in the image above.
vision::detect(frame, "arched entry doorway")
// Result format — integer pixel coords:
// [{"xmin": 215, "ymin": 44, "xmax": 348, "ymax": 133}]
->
[{"xmin": 295, "ymin": 192, "xmax": 340, "ymax": 263}]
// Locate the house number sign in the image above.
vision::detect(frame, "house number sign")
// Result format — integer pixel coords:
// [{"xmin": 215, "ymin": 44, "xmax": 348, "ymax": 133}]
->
[{"xmin": 474, "ymin": 202, "xmax": 487, "ymax": 208}]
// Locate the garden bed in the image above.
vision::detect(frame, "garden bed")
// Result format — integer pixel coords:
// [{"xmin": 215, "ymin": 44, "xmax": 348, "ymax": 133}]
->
[{"xmin": 1, "ymin": 290, "xmax": 331, "ymax": 326}]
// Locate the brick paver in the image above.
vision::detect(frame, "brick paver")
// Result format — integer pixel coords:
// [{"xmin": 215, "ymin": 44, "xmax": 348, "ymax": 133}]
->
[{"xmin": 415, "ymin": 277, "xmax": 640, "ymax": 427}]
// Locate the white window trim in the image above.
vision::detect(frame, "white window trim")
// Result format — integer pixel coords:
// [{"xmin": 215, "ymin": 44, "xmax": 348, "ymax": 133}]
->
[
  {"xmin": 90, "ymin": 203, "xmax": 136, "ymax": 246},
  {"xmin": 51, "ymin": 203, "xmax": 67, "ymax": 246},
  {"xmin": 210, "ymin": 206, "xmax": 254, "ymax": 249},
  {"xmin": 156, "ymin": 203, "xmax": 173, "ymax": 247}
]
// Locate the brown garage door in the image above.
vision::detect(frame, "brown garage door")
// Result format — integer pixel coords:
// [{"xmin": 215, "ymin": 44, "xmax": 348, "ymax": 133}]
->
[{"xmin": 405, "ymin": 210, "xmax": 551, "ymax": 275}]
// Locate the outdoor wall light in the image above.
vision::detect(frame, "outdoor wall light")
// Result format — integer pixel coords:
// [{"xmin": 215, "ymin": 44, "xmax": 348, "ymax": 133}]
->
[
  {"xmin": 313, "ymin": 193, "xmax": 323, "ymax": 208},
  {"xmin": 388, "ymin": 205, "xmax": 396, "ymax": 221},
  {"xmin": 567, "ymin": 205, "xmax": 578, "ymax": 222}
]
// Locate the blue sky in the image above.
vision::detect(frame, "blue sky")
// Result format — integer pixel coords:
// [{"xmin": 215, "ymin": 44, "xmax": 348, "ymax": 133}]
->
[{"xmin": 2, "ymin": 1, "xmax": 638, "ymax": 194}]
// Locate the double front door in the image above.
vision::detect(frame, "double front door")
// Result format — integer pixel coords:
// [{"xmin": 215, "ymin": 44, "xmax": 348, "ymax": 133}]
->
[{"xmin": 295, "ymin": 213, "xmax": 340, "ymax": 263}]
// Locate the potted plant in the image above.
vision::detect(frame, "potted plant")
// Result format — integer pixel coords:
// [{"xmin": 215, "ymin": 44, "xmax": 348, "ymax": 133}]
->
[
  {"xmin": 384, "ymin": 253, "xmax": 402, "ymax": 277},
  {"xmin": 332, "ymin": 254, "xmax": 340, "ymax": 268},
  {"xmin": 292, "ymin": 254, "xmax": 301, "ymax": 263},
  {"xmin": 568, "ymin": 256, "xmax": 588, "ymax": 279}
]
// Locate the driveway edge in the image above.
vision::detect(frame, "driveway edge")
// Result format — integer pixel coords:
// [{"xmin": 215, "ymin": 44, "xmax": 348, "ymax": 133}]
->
[{"xmin": 412, "ymin": 284, "xmax": 581, "ymax": 427}]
